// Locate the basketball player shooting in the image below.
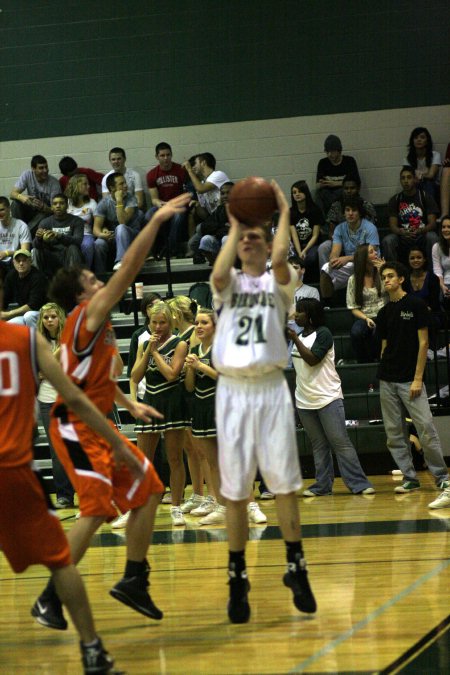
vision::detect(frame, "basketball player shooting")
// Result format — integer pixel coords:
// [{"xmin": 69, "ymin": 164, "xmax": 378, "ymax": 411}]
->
[{"xmin": 210, "ymin": 180, "xmax": 317, "ymax": 623}]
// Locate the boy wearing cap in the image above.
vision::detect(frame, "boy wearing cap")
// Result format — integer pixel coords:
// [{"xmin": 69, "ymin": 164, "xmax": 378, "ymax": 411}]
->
[
  {"xmin": 316, "ymin": 135, "xmax": 360, "ymax": 213},
  {"xmin": 0, "ymin": 250, "xmax": 47, "ymax": 326}
]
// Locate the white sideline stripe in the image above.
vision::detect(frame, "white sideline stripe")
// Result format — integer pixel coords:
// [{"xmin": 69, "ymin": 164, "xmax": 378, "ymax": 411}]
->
[
  {"xmin": 290, "ymin": 558, "xmax": 450, "ymax": 673},
  {"xmin": 75, "ymin": 469, "xmax": 112, "ymax": 486},
  {"xmin": 57, "ymin": 420, "xmax": 79, "ymax": 442},
  {"xmin": 126, "ymin": 457, "xmax": 149, "ymax": 501},
  {"xmin": 56, "ymin": 420, "xmax": 112, "ymax": 485}
]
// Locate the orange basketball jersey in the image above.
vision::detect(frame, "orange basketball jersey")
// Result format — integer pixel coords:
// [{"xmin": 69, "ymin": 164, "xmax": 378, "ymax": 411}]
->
[
  {"xmin": 0, "ymin": 323, "xmax": 39, "ymax": 467},
  {"xmin": 56, "ymin": 301, "xmax": 118, "ymax": 417}
]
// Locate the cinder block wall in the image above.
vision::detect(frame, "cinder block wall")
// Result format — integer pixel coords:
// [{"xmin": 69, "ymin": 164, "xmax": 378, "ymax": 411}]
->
[
  {"xmin": 1, "ymin": 1, "xmax": 449, "ymax": 205},
  {"xmin": 1, "ymin": 105, "xmax": 449, "ymax": 206}
]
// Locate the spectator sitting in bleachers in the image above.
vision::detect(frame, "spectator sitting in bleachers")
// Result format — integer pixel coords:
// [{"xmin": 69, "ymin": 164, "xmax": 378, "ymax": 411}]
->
[
  {"xmin": 289, "ymin": 180, "xmax": 322, "ymax": 281},
  {"xmin": 183, "ymin": 152, "xmax": 230, "ymax": 225},
  {"xmin": 65, "ymin": 174, "xmax": 98, "ymax": 269},
  {"xmin": 404, "ymin": 127, "xmax": 441, "ymax": 201},
  {"xmin": 440, "ymin": 144, "xmax": 450, "ymax": 218},
  {"xmin": 406, "ymin": 247, "xmax": 442, "ymax": 346},
  {"xmin": 0, "ymin": 249, "xmax": 47, "ymax": 326},
  {"xmin": 431, "ymin": 216, "xmax": 450, "ymax": 307},
  {"xmin": 93, "ymin": 172, "xmax": 144, "ymax": 272},
  {"xmin": 382, "ymin": 166, "xmax": 439, "ymax": 264},
  {"xmin": 320, "ymin": 196, "xmax": 380, "ymax": 301},
  {"xmin": 33, "ymin": 194, "xmax": 84, "ymax": 278},
  {"xmin": 324, "ymin": 175, "xmax": 377, "ymax": 250},
  {"xmin": 346, "ymin": 244, "xmax": 387, "ymax": 363},
  {"xmin": 145, "ymin": 142, "xmax": 188, "ymax": 259},
  {"xmin": 192, "ymin": 181, "xmax": 234, "ymax": 266},
  {"xmin": 58, "ymin": 156, "xmax": 103, "ymax": 201},
  {"xmin": 406, "ymin": 247, "xmax": 441, "ymax": 314},
  {"xmin": 10, "ymin": 155, "xmax": 60, "ymax": 234},
  {"xmin": 101, "ymin": 146, "xmax": 145, "ymax": 210},
  {"xmin": 316, "ymin": 135, "xmax": 360, "ymax": 213},
  {"xmin": 0, "ymin": 196, "xmax": 31, "ymax": 279}
]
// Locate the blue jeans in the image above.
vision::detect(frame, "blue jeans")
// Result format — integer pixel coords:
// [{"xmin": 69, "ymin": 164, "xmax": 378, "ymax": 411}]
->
[
  {"xmin": 382, "ymin": 232, "xmax": 439, "ymax": 264},
  {"xmin": 350, "ymin": 319, "xmax": 381, "ymax": 363},
  {"xmin": 8, "ymin": 311, "xmax": 39, "ymax": 327},
  {"xmin": 39, "ymin": 401, "xmax": 74, "ymax": 501},
  {"xmin": 379, "ymin": 380, "xmax": 448, "ymax": 485},
  {"xmin": 115, "ymin": 223, "xmax": 141, "ymax": 261},
  {"xmin": 93, "ymin": 223, "xmax": 141, "ymax": 272},
  {"xmin": 301, "ymin": 245, "xmax": 319, "ymax": 279},
  {"xmin": 145, "ymin": 206, "xmax": 187, "ymax": 254},
  {"xmin": 297, "ymin": 399, "xmax": 373, "ymax": 494},
  {"xmin": 81, "ymin": 233, "xmax": 95, "ymax": 269}
]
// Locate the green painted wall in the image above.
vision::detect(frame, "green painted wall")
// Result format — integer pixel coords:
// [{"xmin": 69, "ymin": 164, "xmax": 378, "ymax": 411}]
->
[{"xmin": 1, "ymin": 0, "xmax": 449, "ymax": 142}]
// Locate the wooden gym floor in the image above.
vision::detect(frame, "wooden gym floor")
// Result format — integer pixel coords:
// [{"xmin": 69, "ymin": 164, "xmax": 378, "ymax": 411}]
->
[{"xmin": 1, "ymin": 473, "xmax": 449, "ymax": 674}]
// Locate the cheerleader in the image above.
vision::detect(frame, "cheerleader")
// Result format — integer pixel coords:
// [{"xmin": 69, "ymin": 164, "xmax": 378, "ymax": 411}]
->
[
  {"xmin": 132, "ymin": 301, "xmax": 188, "ymax": 526},
  {"xmin": 167, "ymin": 296, "xmax": 213, "ymax": 514},
  {"xmin": 184, "ymin": 309, "xmax": 226, "ymax": 525}
]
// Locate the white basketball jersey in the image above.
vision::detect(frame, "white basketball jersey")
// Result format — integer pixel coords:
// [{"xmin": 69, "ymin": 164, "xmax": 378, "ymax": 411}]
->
[{"xmin": 212, "ymin": 267, "xmax": 296, "ymax": 377}]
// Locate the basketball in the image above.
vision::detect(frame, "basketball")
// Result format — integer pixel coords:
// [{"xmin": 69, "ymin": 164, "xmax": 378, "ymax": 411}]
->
[{"xmin": 228, "ymin": 177, "xmax": 277, "ymax": 226}]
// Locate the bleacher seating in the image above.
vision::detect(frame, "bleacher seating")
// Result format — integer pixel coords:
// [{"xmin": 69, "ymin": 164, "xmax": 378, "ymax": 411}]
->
[{"xmin": 34, "ymin": 205, "xmax": 450, "ymax": 487}]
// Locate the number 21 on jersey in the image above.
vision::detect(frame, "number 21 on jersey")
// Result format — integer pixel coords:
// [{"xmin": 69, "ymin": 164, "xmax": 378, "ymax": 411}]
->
[{"xmin": 235, "ymin": 314, "xmax": 267, "ymax": 346}]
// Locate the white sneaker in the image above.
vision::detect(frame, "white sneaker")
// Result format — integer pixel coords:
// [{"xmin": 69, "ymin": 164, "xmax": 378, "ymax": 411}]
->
[
  {"xmin": 170, "ymin": 506, "xmax": 186, "ymax": 526},
  {"xmin": 428, "ymin": 489, "xmax": 450, "ymax": 509},
  {"xmin": 199, "ymin": 505, "xmax": 226, "ymax": 525},
  {"xmin": 113, "ymin": 261, "xmax": 122, "ymax": 271},
  {"xmin": 191, "ymin": 495, "xmax": 216, "ymax": 516},
  {"xmin": 161, "ymin": 491, "xmax": 172, "ymax": 504},
  {"xmin": 247, "ymin": 501, "xmax": 267, "ymax": 524},
  {"xmin": 111, "ymin": 512, "xmax": 130, "ymax": 529},
  {"xmin": 180, "ymin": 493, "xmax": 203, "ymax": 514}
]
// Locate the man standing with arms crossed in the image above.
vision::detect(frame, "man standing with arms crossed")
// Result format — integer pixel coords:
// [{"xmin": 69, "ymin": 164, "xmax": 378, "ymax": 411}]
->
[{"xmin": 210, "ymin": 182, "xmax": 316, "ymax": 623}]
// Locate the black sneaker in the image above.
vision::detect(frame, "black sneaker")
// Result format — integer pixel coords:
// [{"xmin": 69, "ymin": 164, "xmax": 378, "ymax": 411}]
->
[
  {"xmin": 55, "ymin": 496, "xmax": 75, "ymax": 509},
  {"xmin": 283, "ymin": 561, "xmax": 317, "ymax": 614},
  {"xmin": 110, "ymin": 575, "xmax": 163, "ymax": 620},
  {"xmin": 80, "ymin": 637, "xmax": 114, "ymax": 674},
  {"xmin": 31, "ymin": 595, "xmax": 68, "ymax": 630},
  {"xmin": 227, "ymin": 570, "xmax": 251, "ymax": 624}
]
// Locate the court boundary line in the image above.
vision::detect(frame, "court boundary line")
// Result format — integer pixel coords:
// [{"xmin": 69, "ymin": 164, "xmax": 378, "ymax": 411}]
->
[
  {"xmin": 289, "ymin": 559, "xmax": 450, "ymax": 674},
  {"xmin": 380, "ymin": 616, "xmax": 450, "ymax": 674}
]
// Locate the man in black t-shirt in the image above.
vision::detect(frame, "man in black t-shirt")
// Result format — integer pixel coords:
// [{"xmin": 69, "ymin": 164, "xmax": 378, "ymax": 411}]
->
[
  {"xmin": 0, "ymin": 249, "xmax": 47, "ymax": 326},
  {"xmin": 315, "ymin": 135, "xmax": 360, "ymax": 214},
  {"xmin": 382, "ymin": 166, "xmax": 439, "ymax": 264},
  {"xmin": 376, "ymin": 262, "xmax": 448, "ymax": 498},
  {"xmin": 33, "ymin": 194, "xmax": 84, "ymax": 278}
]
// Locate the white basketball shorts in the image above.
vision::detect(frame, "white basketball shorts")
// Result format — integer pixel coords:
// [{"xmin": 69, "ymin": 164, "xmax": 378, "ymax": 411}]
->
[{"xmin": 216, "ymin": 370, "xmax": 302, "ymax": 501}]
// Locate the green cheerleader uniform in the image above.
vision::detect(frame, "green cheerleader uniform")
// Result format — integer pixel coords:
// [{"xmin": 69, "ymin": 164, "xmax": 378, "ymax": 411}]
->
[
  {"xmin": 178, "ymin": 325, "xmax": 195, "ymax": 427},
  {"xmin": 135, "ymin": 334, "xmax": 187, "ymax": 433},
  {"xmin": 190, "ymin": 343, "xmax": 217, "ymax": 438}
]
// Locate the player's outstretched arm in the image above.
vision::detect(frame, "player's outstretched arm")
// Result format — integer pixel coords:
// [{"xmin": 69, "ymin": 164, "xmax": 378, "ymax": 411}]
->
[
  {"xmin": 115, "ymin": 385, "xmax": 163, "ymax": 422},
  {"xmin": 87, "ymin": 193, "xmax": 191, "ymax": 329},
  {"xmin": 210, "ymin": 205, "xmax": 241, "ymax": 292},
  {"xmin": 270, "ymin": 181, "xmax": 291, "ymax": 285},
  {"xmin": 36, "ymin": 332, "xmax": 144, "ymax": 479}
]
